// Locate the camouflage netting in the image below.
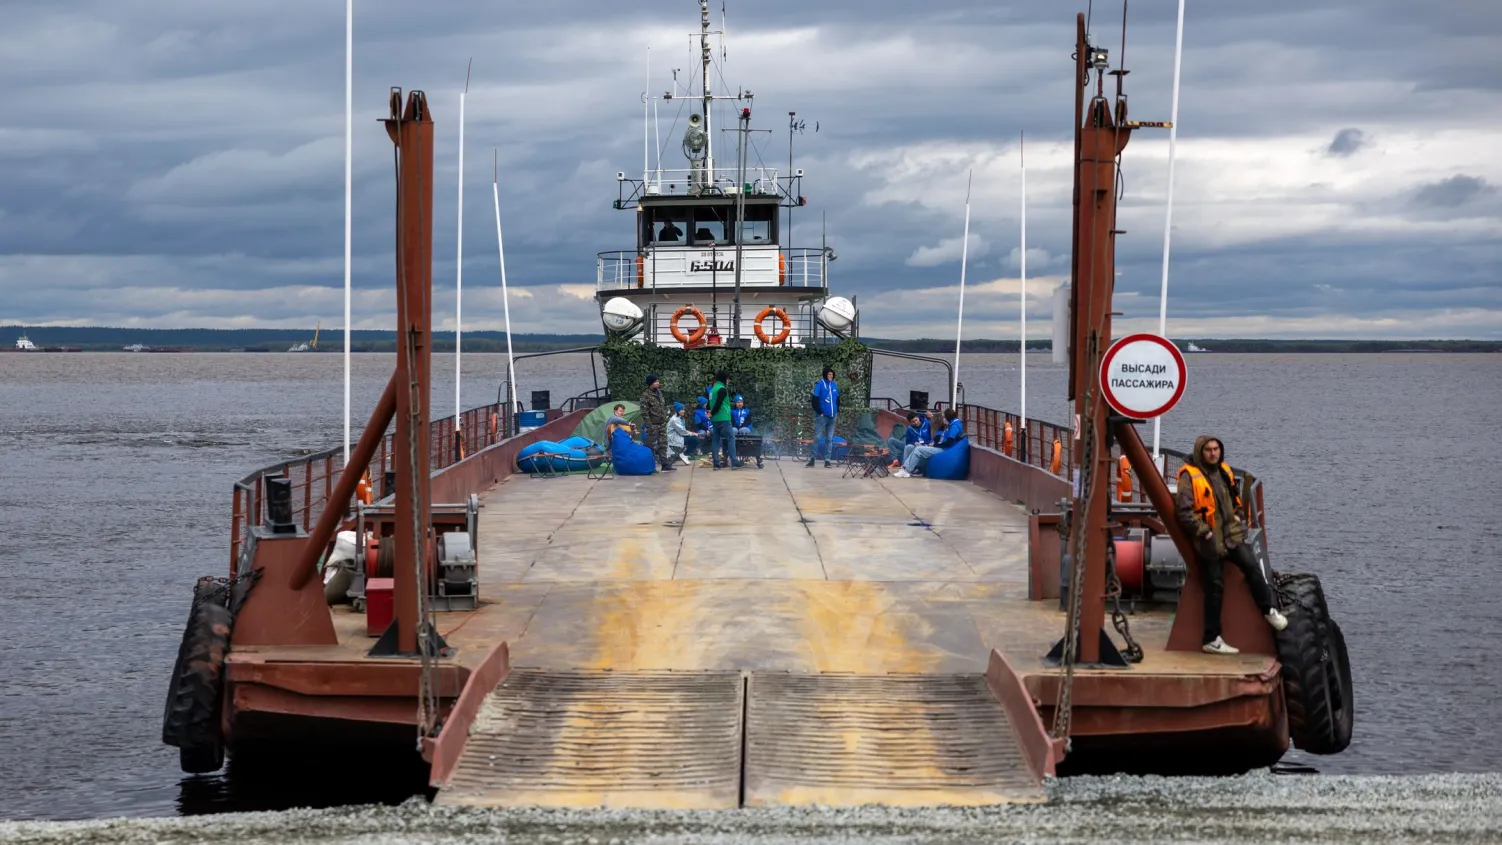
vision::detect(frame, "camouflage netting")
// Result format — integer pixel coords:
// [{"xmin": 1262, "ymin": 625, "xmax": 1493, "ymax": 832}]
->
[{"xmin": 600, "ymin": 338, "xmax": 877, "ymax": 446}]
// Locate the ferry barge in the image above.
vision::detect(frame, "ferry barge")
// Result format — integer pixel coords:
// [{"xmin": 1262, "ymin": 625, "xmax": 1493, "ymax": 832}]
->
[{"xmin": 162, "ymin": 9, "xmax": 1352, "ymax": 807}]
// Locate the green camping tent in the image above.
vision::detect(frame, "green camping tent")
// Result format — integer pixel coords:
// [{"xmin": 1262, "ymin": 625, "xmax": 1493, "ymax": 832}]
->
[{"xmin": 571, "ymin": 401, "xmax": 642, "ymax": 447}]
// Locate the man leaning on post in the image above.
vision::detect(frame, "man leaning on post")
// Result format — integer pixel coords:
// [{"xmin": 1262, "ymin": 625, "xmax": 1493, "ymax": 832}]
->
[{"xmin": 1175, "ymin": 434, "xmax": 1288, "ymax": 655}]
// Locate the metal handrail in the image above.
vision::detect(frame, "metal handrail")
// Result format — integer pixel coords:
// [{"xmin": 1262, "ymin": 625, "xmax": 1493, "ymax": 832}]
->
[
  {"xmin": 867, "ymin": 348, "xmax": 958, "ymax": 406},
  {"xmin": 597, "ymin": 247, "xmax": 829, "ymax": 293},
  {"xmin": 495, "ymin": 345, "xmax": 603, "ymax": 432},
  {"xmin": 228, "ymin": 401, "xmax": 512, "ymax": 575}
]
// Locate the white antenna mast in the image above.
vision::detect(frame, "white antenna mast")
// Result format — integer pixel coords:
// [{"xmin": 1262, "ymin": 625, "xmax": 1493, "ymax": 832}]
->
[
  {"xmin": 1020, "ymin": 132, "xmax": 1028, "ymax": 436},
  {"xmin": 493, "ymin": 150, "xmax": 519, "ymax": 422},
  {"xmin": 700, "ymin": 0, "xmax": 713, "ymax": 181},
  {"xmin": 643, "ymin": 48, "xmax": 651, "ymax": 185},
  {"xmin": 342, "ymin": 0, "xmax": 352, "ymax": 466},
  {"xmin": 952, "ymin": 170, "xmax": 973, "ymax": 403},
  {"xmin": 455, "ymin": 58, "xmax": 471, "ymax": 429},
  {"xmin": 1152, "ymin": 0, "xmax": 1186, "ymax": 466}
]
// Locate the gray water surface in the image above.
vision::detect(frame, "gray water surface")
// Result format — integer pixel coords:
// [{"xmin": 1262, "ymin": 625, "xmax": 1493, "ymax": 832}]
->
[{"xmin": 0, "ymin": 352, "xmax": 1497, "ymax": 821}]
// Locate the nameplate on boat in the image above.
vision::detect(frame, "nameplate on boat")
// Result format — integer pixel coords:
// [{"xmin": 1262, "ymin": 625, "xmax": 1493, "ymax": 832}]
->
[
  {"xmin": 1099, "ymin": 333, "xmax": 1187, "ymax": 420},
  {"xmin": 690, "ymin": 256, "xmax": 735, "ymax": 273}
]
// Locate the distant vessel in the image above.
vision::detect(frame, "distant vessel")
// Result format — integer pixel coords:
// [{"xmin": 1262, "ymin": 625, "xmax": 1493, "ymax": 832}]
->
[
  {"xmin": 124, "ymin": 343, "xmax": 148, "ymax": 352},
  {"xmin": 1185, "ymin": 341, "xmax": 1210, "ymax": 353},
  {"xmin": 14, "ymin": 335, "xmax": 37, "ymax": 351},
  {"xmin": 289, "ymin": 321, "xmax": 322, "ymax": 352}
]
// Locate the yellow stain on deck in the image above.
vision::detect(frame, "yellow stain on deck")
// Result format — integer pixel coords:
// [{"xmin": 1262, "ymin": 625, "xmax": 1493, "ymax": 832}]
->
[{"xmin": 796, "ymin": 581, "xmax": 938, "ymax": 674}]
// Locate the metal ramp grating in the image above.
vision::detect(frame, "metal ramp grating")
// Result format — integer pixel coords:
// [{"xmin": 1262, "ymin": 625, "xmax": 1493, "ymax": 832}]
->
[
  {"xmin": 438, "ymin": 669, "xmax": 745, "ymax": 809},
  {"xmin": 743, "ymin": 673, "xmax": 1045, "ymax": 807}
]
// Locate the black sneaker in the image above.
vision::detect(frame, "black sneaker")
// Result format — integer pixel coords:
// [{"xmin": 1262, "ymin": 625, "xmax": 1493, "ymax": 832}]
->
[
  {"xmin": 805, "ymin": 457, "xmax": 815, "ymax": 467},
  {"xmin": 661, "ymin": 463, "xmax": 677, "ymax": 472},
  {"xmin": 824, "ymin": 461, "xmax": 832, "ymax": 468}
]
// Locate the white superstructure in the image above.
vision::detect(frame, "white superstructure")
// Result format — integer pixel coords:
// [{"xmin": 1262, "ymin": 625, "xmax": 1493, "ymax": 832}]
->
[
  {"xmin": 14, "ymin": 335, "xmax": 37, "ymax": 351},
  {"xmin": 596, "ymin": 1, "xmax": 852, "ymax": 348}
]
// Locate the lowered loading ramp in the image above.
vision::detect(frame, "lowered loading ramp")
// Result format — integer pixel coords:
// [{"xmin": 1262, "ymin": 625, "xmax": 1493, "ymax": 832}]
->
[
  {"xmin": 439, "ymin": 670, "xmax": 745, "ymax": 809},
  {"xmin": 438, "ymin": 670, "xmax": 1043, "ymax": 809},
  {"xmin": 744, "ymin": 673, "xmax": 1044, "ymax": 806}
]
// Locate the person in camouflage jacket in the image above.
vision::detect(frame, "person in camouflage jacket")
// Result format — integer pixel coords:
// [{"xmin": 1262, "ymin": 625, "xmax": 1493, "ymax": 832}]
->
[{"xmin": 638, "ymin": 375, "xmax": 673, "ymax": 471}]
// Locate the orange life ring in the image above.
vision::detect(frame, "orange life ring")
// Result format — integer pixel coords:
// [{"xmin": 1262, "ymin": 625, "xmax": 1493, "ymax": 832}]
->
[
  {"xmin": 778, "ymin": 253, "xmax": 786, "ymax": 285},
  {"xmin": 1050, "ymin": 439, "xmax": 1063, "ymax": 475},
  {"xmin": 1117, "ymin": 454, "xmax": 1133, "ymax": 502},
  {"xmin": 356, "ymin": 472, "xmax": 372, "ymax": 505},
  {"xmin": 635, "ymin": 255, "xmax": 644, "ymax": 288},
  {"xmin": 1002, "ymin": 421, "xmax": 1014, "ymax": 457},
  {"xmin": 753, "ymin": 307, "xmax": 792, "ymax": 345},
  {"xmin": 670, "ymin": 305, "xmax": 708, "ymax": 345},
  {"xmin": 488, "ymin": 410, "xmax": 499, "ymax": 441}
]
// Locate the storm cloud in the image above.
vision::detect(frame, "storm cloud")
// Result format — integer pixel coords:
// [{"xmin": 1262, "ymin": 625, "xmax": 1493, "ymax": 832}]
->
[{"xmin": 0, "ymin": 0, "xmax": 1499, "ymax": 339}]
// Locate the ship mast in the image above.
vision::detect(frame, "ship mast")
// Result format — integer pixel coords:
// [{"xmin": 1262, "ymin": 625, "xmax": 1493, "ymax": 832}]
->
[{"xmin": 699, "ymin": 0, "xmax": 713, "ymax": 180}]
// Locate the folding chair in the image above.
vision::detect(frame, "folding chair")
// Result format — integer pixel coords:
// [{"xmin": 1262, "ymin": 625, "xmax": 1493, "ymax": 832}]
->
[{"xmin": 585, "ymin": 445, "xmax": 615, "ymax": 480}]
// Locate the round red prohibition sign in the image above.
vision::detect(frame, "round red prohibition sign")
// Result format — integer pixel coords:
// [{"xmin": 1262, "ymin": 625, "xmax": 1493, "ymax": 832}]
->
[{"xmin": 1099, "ymin": 333, "xmax": 1188, "ymax": 419}]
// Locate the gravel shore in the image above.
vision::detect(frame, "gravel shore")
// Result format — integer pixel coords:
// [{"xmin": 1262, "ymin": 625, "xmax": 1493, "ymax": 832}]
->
[{"xmin": 2, "ymin": 772, "xmax": 1498, "ymax": 845}]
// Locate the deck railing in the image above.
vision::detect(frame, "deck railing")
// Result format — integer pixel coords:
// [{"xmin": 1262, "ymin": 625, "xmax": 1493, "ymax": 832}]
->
[{"xmin": 229, "ymin": 403, "xmax": 511, "ymax": 575}]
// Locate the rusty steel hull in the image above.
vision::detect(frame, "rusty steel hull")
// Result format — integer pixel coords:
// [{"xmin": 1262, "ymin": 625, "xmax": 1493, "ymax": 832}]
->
[{"xmin": 221, "ymin": 408, "xmax": 1290, "ymax": 786}]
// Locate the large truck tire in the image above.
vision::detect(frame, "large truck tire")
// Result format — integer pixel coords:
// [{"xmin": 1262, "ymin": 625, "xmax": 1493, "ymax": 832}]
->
[
  {"xmin": 1274, "ymin": 573, "xmax": 1354, "ymax": 755},
  {"xmin": 162, "ymin": 580, "xmax": 233, "ymax": 774}
]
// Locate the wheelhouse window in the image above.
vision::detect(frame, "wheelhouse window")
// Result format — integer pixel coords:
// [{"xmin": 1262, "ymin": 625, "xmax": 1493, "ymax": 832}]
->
[
  {"xmin": 640, "ymin": 203, "xmax": 777, "ymax": 247},
  {"xmin": 737, "ymin": 204, "xmax": 777, "ymax": 245},
  {"xmin": 691, "ymin": 207, "xmax": 729, "ymax": 245},
  {"xmin": 644, "ymin": 208, "xmax": 689, "ymax": 246}
]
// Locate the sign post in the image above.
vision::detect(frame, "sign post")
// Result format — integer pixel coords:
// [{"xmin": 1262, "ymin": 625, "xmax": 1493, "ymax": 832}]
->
[{"xmin": 1099, "ymin": 333, "xmax": 1187, "ymax": 420}]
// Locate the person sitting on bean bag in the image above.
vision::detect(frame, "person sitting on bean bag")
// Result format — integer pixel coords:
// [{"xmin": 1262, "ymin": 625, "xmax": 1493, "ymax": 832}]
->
[
  {"xmin": 610, "ymin": 423, "xmax": 657, "ymax": 475},
  {"xmin": 894, "ymin": 408, "xmax": 963, "ymax": 478}
]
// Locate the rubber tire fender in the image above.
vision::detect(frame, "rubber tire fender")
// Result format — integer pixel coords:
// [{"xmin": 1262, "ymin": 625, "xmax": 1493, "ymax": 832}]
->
[
  {"xmin": 162, "ymin": 581, "xmax": 233, "ymax": 774},
  {"xmin": 1273, "ymin": 572, "xmax": 1354, "ymax": 755}
]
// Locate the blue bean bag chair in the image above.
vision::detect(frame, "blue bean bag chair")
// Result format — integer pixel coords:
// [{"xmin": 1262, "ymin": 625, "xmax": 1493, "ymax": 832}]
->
[
  {"xmin": 610, "ymin": 427, "xmax": 657, "ymax": 476},
  {"xmin": 924, "ymin": 436, "xmax": 971, "ymax": 480}
]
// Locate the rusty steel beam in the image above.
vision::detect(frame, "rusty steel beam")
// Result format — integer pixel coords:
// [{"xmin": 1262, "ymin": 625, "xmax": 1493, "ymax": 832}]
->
[
  {"xmin": 1067, "ymin": 18, "xmax": 1134, "ymax": 664},
  {"xmin": 386, "ymin": 89, "xmax": 436, "ymax": 656},
  {"xmin": 1113, "ymin": 420, "xmax": 1197, "ymax": 568},
  {"xmin": 288, "ymin": 373, "xmax": 397, "ymax": 590}
]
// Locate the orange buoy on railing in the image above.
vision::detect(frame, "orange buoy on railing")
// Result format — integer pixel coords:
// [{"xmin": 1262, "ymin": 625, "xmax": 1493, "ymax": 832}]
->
[
  {"xmin": 1002, "ymin": 421, "xmax": 1014, "ymax": 457},
  {"xmin": 488, "ymin": 410, "xmax": 499, "ymax": 443},
  {"xmin": 1117, "ymin": 454, "xmax": 1133, "ymax": 502},
  {"xmin": 753, "ymin": 306, "xmax": 792, "ymax": 345},
  {"xmin": 1050, "ymin": 439, "xmax": 1062, "ymax": 475},
  {"xmin": 778, "ymin": 253, "xmax": 786, "ymax": 285},
  {"xmin": 356, "ymin": 471, "xmax": 372, "ymax": 505},
  {"xmin": 635, "ymin": 255, "xmax": 644, "ymax": 288},
  {"xmin": 670, "ymin": 305, "xmax": 708, "ymax": 345}
]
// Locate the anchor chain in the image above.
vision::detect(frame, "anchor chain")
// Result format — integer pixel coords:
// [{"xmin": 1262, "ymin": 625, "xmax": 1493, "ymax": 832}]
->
[
  {"xmin": 1105, "ymin": 546, "xmax": 1144, "ymax": 663},
  {"xmin": 1051, "ymin": 336, "xmax": 1100, "ymax": 741}
]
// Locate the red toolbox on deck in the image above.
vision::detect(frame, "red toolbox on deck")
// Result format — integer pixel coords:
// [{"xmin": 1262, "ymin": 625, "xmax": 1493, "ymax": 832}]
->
[{"xmin": 366, "ymin": 577, "xmax": 394, "ymax": 637}]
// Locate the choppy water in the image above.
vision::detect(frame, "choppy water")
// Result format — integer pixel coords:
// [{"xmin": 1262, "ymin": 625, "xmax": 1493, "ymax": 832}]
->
[{"xmin": 0, "ymin": 351, "xmax": 1498, "ymax": 821}]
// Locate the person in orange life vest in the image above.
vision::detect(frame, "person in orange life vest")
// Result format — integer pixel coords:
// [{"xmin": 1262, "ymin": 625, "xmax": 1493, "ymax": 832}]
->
[{"xmin": 1175, "ymin": 435, "xmax": 1288, "ymax": 655}]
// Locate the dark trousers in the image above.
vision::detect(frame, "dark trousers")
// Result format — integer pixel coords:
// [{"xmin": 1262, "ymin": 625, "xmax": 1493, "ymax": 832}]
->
[
  {"xmin": 1200, "ymin": 542, "xmax": 1276, "ymax": 644},
  {"xmin": 711, "ymin": 420, "xmax": 737, "ymax": 467},
  {"xmin": 643, "ymin": 423, "xmax": 669, "ymax": 466}
]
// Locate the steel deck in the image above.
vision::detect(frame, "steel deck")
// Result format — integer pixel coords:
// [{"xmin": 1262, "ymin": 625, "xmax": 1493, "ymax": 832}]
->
[{"xmin": 232, "ymin": 459, "xmax": 1279, "ymax": 805}]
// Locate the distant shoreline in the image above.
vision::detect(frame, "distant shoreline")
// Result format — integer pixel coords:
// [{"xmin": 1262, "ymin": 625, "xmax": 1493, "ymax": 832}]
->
[{"xmin": 2, "ymin": 327, "xmax": 1498, "ymax": 354}]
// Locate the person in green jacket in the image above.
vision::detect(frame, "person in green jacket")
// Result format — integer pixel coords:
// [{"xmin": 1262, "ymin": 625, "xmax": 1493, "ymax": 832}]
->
[{"xmin": 707, "ymin": 371, "xmax": 737, "ymax": 470}]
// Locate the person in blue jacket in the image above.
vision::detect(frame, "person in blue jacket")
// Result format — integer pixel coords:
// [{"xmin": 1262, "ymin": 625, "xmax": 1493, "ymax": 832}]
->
[
  {"xmin": 731, "ymin": 395, "xmax": 753, "ymax": 435},
  {"xmin": 806, "ymin": 367, "xmax": 840, "ymax": 468},
  {"xmin": 887, "ymin": 411, "xmax": 931, "ymax": 468},
  {"xmin": 692, "ymin": 395, "xmax": 712, "ymax": 440},
  {"xmin": 894, "ymin": 408, "xmax": 964, "ymax": 477}
]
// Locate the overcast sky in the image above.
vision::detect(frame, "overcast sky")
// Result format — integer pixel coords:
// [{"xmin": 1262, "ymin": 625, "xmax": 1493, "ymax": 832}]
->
[{"xmin": 1, "ymin": 0, "xmax": 1498, "ymax": 339}]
